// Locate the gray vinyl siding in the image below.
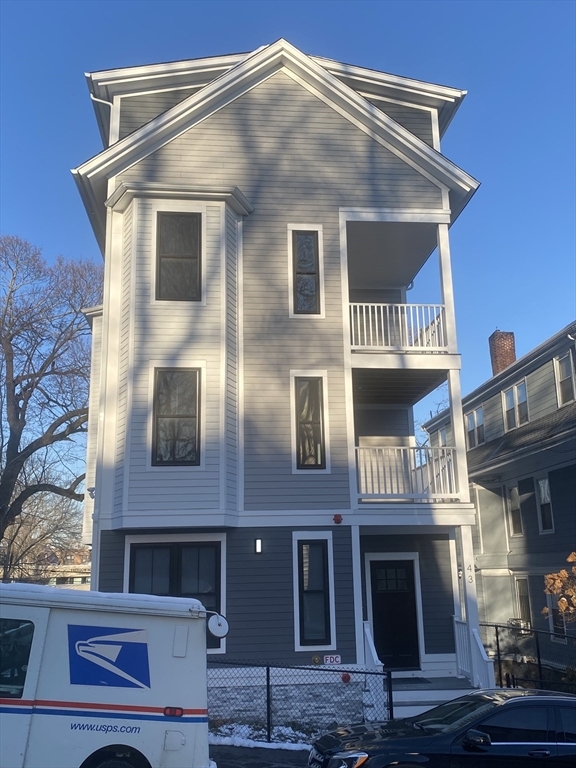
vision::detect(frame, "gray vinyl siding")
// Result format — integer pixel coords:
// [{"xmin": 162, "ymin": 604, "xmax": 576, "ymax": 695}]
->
[
  {"xmin": 118, "ymin": 71, "xmax": 443, "ymax": 512},
  {"xmin": 525, "ymin": 360, "xmax": 558, "ymax": 421},
  {"xmin": 114, "ymin": 203, "xmax": 133, "ymax": 517},
  {"xmin": 98, "ymin": 526, "xmax": 357, "ymax": 664},
  {"xmin": 118, "ymin": 87, "xmax": 201, "ymax": 140},
  {"xmin": 82, "ymin": 313, "xmax": 102, "ymax": 542},
  {"xmin": 226, "ymin": 207, "xmax": 238, "ymax": 509},
  {"xmin": 360, "ymin": 533, "xmax": 455, "ymax": 655},
  {"xmin": 367, "ymin": 99, "xmax": 435, "ymax": 147}
]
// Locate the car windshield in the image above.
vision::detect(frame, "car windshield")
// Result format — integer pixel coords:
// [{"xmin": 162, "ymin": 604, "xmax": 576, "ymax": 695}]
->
[{"xmin": 407, "ymin": 693, "xmax": 507, "ymax": 733}]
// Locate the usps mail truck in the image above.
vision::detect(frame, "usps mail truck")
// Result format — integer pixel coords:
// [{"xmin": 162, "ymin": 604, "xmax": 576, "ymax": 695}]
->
[{"xmin": 0, "ymin": 583, "xmax": 227, "ymax": 768}]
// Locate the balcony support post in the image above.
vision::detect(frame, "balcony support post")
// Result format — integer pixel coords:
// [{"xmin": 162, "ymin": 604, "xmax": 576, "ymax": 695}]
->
[
  {"xmin": 437, "ymin": 224, "xmax": 458, "ymax": 354},
  {"xmin": 447, "ymin": 369, "xmax": 470, "ymax": 503},
  {"xmin": 459, "ymin": 524, "xmax": 481, "ymax": 686}
]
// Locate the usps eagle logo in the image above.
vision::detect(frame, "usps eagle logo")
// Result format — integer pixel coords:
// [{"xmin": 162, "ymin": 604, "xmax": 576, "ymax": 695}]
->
[{"xmin": 68, "ymin": 625, "xmax": 151, "ymax": 688}]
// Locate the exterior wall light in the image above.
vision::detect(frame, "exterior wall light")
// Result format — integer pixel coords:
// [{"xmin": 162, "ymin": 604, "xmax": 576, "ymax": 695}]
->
[{"xmin": 255, "ymin": 538, "xmax": 262, "ymax": 554}]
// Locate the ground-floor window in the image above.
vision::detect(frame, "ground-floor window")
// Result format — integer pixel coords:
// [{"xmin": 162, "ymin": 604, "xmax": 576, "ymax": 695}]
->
[
  {"xmin": 292, "ymin": 532, "xmax": 336, "ymax": 651},
  {"xmin": 129, "ymin": 540, "xmax": 222, "ymax": 649}
]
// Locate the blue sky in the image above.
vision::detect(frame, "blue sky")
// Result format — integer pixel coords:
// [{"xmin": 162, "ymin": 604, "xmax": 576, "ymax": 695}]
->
[{"xmin": 1, "ymin": 0, "xmax": 574, "ymax": 397}]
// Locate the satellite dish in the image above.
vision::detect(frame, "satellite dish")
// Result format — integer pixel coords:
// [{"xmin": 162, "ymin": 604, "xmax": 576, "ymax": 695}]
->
[{"xmin": 207, "ymin": 613, "xmax": 229, "ymax": 639}]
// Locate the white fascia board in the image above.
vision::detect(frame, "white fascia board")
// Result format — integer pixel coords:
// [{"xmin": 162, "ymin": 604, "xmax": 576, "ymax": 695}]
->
[
  {"xmin": 71, "ymin": 169, "xmax": 107, "ymax": 254},
  {"xmin": 75, "ymin": 39, "xmax": 478, "ymax": 229}
]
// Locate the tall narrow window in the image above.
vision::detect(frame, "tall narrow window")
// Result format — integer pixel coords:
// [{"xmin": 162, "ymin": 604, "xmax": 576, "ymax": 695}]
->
[
  {"xmin": 298, "ymin": 540, "xmax": 330, "ymax": 646},
  {"xmin": 295, "ymin": 377, "xmax": 325, "ymax": 469},
  {"xmin": 153, "ymin": 368, "xmax": 200, "ymax": 466},
  {"xmin": 516, "ymin": 578, "xmax": 531, "ymax": 626},
  {"xmin": 507, "ymin": 486, "xmax": 523, "ymax": 536},
  {"xmin": 536, "ymin": 476, "xmax": 554, "ymax": 532},
  {"xmin": 503, "ymin": 382, "xmax": 529, "ymax": 431},
  {"xmin": 156, "ymin": 212, "xmax": 201, "ymax": 300},
  {"xmin": 293, "ymin": 231, "xmax": 320, "ymax": 314},
  {"xmin": 556, "ymin": 352, "xmax": 575, "ymax": 406},
  {"xmin": 465, "ymin": 407, "xmax": 484, "ymax": 449}
]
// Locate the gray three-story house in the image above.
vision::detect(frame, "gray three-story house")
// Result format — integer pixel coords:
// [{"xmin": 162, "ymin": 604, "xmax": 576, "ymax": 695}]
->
[
  {"xmin": 426, "ymin": 326, "xmax": 576, "ymax": 638},
  {"xmin": 75, "ymin": 40, "xmax": 490, "ymax": 684}
]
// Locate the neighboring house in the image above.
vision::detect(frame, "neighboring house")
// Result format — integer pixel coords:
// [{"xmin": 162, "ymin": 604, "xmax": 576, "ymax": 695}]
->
[
  {"xmin": 75, "ymin": 40, "xmax": 487, "ymax": 681},
  {"xmin": 425, "ymin": 326, "xmax": 576, "ymax": 639}
]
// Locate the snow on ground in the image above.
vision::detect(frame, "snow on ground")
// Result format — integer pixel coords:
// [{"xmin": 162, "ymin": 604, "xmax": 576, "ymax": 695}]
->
[{"xmin": 209, "ymin": 724, "xmax": 311, "ymax": 751}]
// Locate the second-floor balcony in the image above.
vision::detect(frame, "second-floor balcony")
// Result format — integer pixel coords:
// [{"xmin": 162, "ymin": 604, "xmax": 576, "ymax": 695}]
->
[
  {"xmin": 356, "ymin": 445, "xmax": 459, "ymax": 501},
  {"xmin": 350, "ymin": 303, "xmax": 447, "ymax": 352}
]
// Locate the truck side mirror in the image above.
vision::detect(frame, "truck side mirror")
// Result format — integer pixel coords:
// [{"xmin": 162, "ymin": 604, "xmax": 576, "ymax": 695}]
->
[{"xmin": 207, "ymin": 613, "xmax": 229, "ymax": 638}]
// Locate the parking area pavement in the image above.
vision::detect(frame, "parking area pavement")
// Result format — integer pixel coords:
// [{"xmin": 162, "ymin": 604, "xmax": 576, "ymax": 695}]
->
[{"xmin": 210, "ymin": 744, "xmax": 309, "ymax": 768}]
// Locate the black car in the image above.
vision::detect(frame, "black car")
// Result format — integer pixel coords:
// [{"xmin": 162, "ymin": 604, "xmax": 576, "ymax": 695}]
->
[{"xmin": 308, "ymin": 688, "xmax": 576, "ymax": 767}]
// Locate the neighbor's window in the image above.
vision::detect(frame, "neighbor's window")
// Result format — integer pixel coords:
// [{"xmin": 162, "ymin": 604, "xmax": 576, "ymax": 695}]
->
[
  {"xmin": 130, "ymin": 542, "xmax": 221, "ymax": 648},
  {"xmin": 536, "ymin": 476, "xmax": 554, "ymax": 533},
  {"xmin": 556, "ymin": 352, "xmax": 575, "ymax": 406},
  {"xmin": 503, "ymin": 381, "xmax": 528, "ymax": 430},
  {"xmin": 515, "ymin": 578, "xmax": 531, "ymax": 625},
  {"xmin": 297, "ymin": 540, "xmax": 331, "ymax": 646},
  {"xmin": 156, "ymin": 212, "xmax": 201, "ymax": 301},
  {"xmin": 546, "ymin": 595, "xmax": 567, "ymax": 643},
  {"xmin": 507, "ymin": 486, "xmax": 523, "ymax": 536},
  {"xmin": 465, "ymin": 406, "xmax": 484, "ymax": 449},
  {"xmin": 153, "ymin": 368, "xmax": 200, "ymax": 466},
  {"xmin": 0, "ymin": 619, "xmax": 35, "ymax": 698},
  {"xmin": 295, "ymin": 377, "xmax": 325, "ymax": 469},
  {"xmin": 293, "ymin": 230, "xmax": 320, "ymax": 314}
]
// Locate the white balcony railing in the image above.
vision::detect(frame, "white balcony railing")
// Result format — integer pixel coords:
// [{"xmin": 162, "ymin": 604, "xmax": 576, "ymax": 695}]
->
[
  {"xmin": 350, "ymin": 303, "xmax": 447, "ymax": 351},
  {"xmin": 356, "ymin": 446, "xmax": 459, "ymax": 499}
]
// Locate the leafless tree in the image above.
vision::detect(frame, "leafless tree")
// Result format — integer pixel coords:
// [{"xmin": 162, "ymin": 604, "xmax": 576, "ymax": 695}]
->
[
  {"xmin": 0, "ymin": 235, "xmax": 103, "ymax": 541},
  {"xmin": 0, "ymin": 493, "xmax": 85, "ymax": 582}
]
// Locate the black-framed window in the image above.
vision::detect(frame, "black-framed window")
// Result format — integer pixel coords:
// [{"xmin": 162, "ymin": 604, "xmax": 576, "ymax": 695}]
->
[
  {"xmin": 293, "ymin": 230, "xmax": 320, "ymax": 314},
  {"xmin": 297, "ymin": 540, "xmax": 331, "ymax": 646},
  {"xmin": 295, "ymin": 377, "xmax": 325, "ymax": 469},
  {"xmin": 156, "ymin": 212, "xmax": 201, "ymax": 301},
  {"xmin": 129, "ymin": 542, "xmax": 221, "ymax": 648},
  {"xmin": 153, "ymin": 368, "xmax": 200, "ymax": 466}
]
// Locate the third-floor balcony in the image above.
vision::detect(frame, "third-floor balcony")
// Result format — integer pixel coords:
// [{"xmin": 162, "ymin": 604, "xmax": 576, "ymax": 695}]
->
[{"xmin": 350, "ymin": 303, "xmax": 447, "ymax": 352}]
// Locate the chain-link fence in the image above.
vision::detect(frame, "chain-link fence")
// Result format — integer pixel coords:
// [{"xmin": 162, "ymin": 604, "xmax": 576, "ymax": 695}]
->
[
  {"xmin": 207, "ymin": 659, "xmax": 391, "ymax": 744},
  {"xmin": 480, "ymin": 623, "xmax": 576, "ymax": 693}
]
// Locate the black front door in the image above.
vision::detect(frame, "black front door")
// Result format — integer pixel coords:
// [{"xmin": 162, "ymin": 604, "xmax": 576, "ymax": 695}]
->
[{"xmin": 370, "ymin": 559, "xmax": 420, "ymax": 670}]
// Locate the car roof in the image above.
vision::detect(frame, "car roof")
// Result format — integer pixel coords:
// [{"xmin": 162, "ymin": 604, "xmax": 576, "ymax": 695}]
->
[{"xmin": 476, "ymin": 688, "xmax": 576, "ymax": 703}]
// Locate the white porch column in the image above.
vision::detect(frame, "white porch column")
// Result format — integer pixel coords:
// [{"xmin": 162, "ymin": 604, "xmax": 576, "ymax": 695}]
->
[
  {"xmin": 437, "ymin": 223, "xmax": 458, "ymax": 353},
  {"xmin": 460, "ymin": 524, "xmax": 481, "ymax": 685},
  {"xmin": 447, "ymin": 369, "xmax": 470, "ymax": 503}
]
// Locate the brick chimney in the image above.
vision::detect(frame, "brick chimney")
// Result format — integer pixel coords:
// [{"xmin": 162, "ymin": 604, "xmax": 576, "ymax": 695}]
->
[{"xmin": 489, "ymin": 330, "xmax": 516, "ymax": 375}]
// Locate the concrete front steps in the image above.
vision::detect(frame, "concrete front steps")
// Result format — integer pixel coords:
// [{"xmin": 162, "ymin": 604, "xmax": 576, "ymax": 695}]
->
[{"xmin": 391, "ymin": 675, "xmax": 475, "ymax": 718}]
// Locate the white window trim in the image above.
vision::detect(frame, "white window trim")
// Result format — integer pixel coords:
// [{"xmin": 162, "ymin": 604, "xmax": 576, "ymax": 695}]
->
[
  {"xmin": 464, "ymin": 406, "xmax": 484, "ymax": 449},
  {"xmin": 546, "ymin": 594, "xmax": 568, "ymax": 644},
  {"xmin": 146, "ymin": 359, "xmax": 207, "ymax": 472},
  {"xmin": 149, "ymin": 199, "xmax": 207, "ymax": 306},
  {"xmin": 287, "ymin": 223, "xmax": 325, "ymax": 319},
  {"xmin": 507, "ymin": 484, "xmax": 524, "ymax": 537},
  {"xmin": 535, "ymin": 474, "xmax": 555, "ymax": 535},
  {"xmin": 290, "ymin": 369, "xmax": 331, "ymax": 474},
  {"xmin": 124, "ymin": 532, "xmax": 227, "ymax": 655},
  {"xmin": 554, "ymin": 351, "xmax": 576, "ymax": 408},
  {"xmin": 292, "ymin": 531, "xmax": 337, "ymax": 652},
  {"xmin": 364, "ymin": 552, "xmax": 425, "ymax": 667},
  {"xmin": 502, "ymin": 380, "xmax": 529, "ymax": 432}
]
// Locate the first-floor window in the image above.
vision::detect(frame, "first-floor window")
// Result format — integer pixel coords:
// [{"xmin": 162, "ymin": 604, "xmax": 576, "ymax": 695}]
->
[
  {"xmin": 153, "ymin": 368, "xmax": 200, "ymax": 465},
  {"xmin": 130, "ymin": 542, "xmax": 221, "ymax": 648},
  {"xmin": 547, "ymin": 594, "xmax": 567, "ymax": 642},
  {"xmin": 297, "ymin": 539, "xmax": 331, "ymax": 646},
  {"xmin": 516, "ymin": 578, "xmax": 531, "ymax": 626},
  {"xmin": 295, "ymin": 376, "xmax": 325, "ymax": 469}
]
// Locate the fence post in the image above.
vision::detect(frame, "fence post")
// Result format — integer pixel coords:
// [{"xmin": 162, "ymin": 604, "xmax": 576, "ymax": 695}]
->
[
  {"xmin": 534, "ymin": 631, "xmax": 543, "ymax": 690},
  {"xmin": 495, "ymin": 625, "xmax": 503, "ymax": 687},
  {"xmin": 386, "ymin": 670, "xmax": 393, "ymax": 720},
  {"xmin": 266, "ymin": 666, "xmax": 272, "ymax": 742}
]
